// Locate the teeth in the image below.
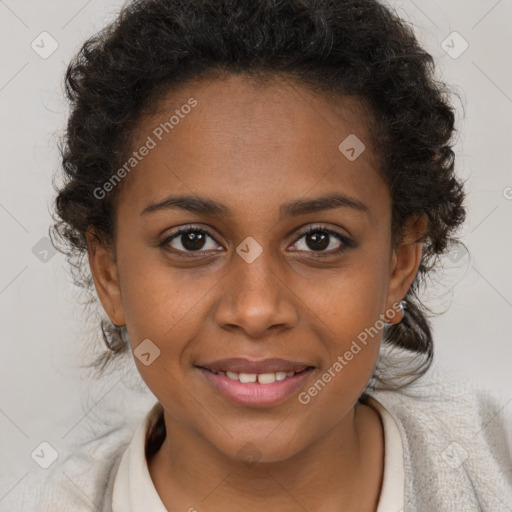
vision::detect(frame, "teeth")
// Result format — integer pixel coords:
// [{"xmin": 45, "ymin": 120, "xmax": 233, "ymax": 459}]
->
[
  {"xmin": 216, "ymin": 369, "xmax": 300, "ymax": 384},
  {"xmin": 239, "ymin": 372, "xmax": 257, "ymax": 383},
  {"xmin": 257, "ymin": 373, "xmax": 276, "ymax": 384}
]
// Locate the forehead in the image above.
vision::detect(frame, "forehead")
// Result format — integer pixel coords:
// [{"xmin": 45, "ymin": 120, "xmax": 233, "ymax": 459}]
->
[{"xmin": 117, "ymin": 73, "xmax": 389, "ymax": 225}]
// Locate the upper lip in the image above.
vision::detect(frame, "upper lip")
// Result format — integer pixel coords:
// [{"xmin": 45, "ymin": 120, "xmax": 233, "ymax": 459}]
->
[{"xmin": 197, "ymin": 357, "xmax": 314, "ymax": 374}]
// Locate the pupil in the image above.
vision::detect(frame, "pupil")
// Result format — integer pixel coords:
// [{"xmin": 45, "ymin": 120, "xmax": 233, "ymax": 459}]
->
[
  {"xmin": 307, "ymin": 232, "xmax": 329, "ymax": 251},
  {"xmin": 182, "ymin": 232, "xmax": 205, "ymax": 251}
]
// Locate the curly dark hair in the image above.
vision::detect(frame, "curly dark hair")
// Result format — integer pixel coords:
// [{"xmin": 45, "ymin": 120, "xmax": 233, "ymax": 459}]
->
[{"xmin": 51, "ymin": 0, "xmax": 466, "ymax": 389}]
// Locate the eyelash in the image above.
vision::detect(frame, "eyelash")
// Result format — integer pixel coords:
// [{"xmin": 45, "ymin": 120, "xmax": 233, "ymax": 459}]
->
[{"xmin": 159, "ymin": 224, "xmax": 353, "ymax": 258}]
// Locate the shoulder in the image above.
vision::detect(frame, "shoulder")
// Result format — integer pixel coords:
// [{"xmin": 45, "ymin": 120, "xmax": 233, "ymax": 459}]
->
[
  {"xmin": 369, "ymin": 348, "xmax": 512, "ymax": 442},
  {"xmin": 364, "ymin": 345, "xmax": 512, "ymax": 510},
  {"xmin": 3, "ymin": 421, "xmax": 137, "ymax": 512},
  {"xmin": 0, "ymin": 366, "xmax": 161, "ymax": 512},
  {"xmin": 367, "ymin": 343, "xmax": 511, "ymax": 430}
]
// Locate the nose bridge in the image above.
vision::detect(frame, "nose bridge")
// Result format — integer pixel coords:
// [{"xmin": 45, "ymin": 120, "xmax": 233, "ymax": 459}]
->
[
  {"xmin": 215, "ymin": 245, "xmax": 298, "ymax": 335},
  {"xmin": 233, "ymin": 245, "xmax": 281, "ymax": 306}
]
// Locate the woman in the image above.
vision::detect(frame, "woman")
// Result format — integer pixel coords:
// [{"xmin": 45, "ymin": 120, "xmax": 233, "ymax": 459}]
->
[{"xmin": 13, "ymin": 0, "xmax": 512, "ymax": 510}]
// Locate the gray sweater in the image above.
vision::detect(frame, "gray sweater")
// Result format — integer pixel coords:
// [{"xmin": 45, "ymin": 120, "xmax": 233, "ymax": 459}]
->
[{"xmin": 4, "ymin": 349, "xmax": 512, "ymax": 511}]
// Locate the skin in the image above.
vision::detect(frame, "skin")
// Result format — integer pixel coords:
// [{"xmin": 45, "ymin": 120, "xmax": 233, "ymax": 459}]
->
[{"xmin": 87, "ymin": 72, "xmax": 426, "ymax": 511}]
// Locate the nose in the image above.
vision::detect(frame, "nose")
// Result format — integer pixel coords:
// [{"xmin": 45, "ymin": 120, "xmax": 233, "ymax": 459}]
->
[{"xmin": 214, "ymin": 248, "xmax": 299, "ymax": 338}]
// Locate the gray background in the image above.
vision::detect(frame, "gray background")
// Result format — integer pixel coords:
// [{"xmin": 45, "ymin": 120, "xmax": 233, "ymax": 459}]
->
[{"xmin": 1, "ymin": 0, "xmax": 511, "ymax": 505}]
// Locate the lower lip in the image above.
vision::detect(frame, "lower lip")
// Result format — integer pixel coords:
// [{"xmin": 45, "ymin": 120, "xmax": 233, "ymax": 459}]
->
[{"xmin": 197, "ymin": 367, "xmax": 315, "ymax": 408}]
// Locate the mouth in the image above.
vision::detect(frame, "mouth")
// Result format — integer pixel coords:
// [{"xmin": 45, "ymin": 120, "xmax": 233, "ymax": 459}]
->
[
  {"xmin": 195, "ymin": 360, "xmax": 316, "ymax": 407},
  {"xmin": 196, "ymin": 356, "xmax": 315, "ymax": 375}
]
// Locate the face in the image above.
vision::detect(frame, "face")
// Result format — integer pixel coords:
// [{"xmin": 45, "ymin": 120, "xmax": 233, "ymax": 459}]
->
[{"xmin": 88, "ymin": 73, "xmax": 423, "ymax": 463}]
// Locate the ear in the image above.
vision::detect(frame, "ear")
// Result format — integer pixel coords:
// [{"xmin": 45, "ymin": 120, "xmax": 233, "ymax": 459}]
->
[
  {"xmin": 86, "ymin": 228, "xmax": 125, "ymax": 326},
  {"xmin": 384, "ymin": 213, "xmax": 427, "ymax": 324}
]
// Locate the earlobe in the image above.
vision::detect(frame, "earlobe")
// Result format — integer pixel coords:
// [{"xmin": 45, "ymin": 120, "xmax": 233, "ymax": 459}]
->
[
  {"xmin": 86, "ymin": 228, "xmax": 125, "ymax": 327},
  {"xmin": 385, "ymin": 213, "xmax": 427, "ymax": 322}
]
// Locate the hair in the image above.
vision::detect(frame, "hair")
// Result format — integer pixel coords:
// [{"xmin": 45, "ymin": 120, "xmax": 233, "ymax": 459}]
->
[{"xmin": 51, "ymin": 0, "xmax": 466, "ymax": 390}]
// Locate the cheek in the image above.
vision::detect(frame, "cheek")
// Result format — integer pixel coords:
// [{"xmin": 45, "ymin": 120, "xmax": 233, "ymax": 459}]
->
[
  {"xmin": 296, "ymin": 281, "xmax": 386, "ymax": 420},
  {"xmin": 307, "ymin": 254, "xmax": 390, "ymax": 338},
  {"xmin": 115, "ymin": 238, "xmax": 206, "ymax": 342},
  {"xmin": 306, "ymin": 252, "xmax": 390, "ymax": 382}
]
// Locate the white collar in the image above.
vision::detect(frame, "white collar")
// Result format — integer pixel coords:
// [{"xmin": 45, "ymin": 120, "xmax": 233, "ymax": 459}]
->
[
  {"xmin": 112, "ymin": 401, "xmax": 168, "ymax": 512},
  {"xmin": 367, "ymin": 396, "xmax": 406, "ymax": 512}
]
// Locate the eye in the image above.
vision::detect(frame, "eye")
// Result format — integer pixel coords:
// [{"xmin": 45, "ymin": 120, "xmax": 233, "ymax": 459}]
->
[
  {"xmin": 159, "ymin": 224, "xmax": 353, "ymax": 258},
  {"xmin": 289, "ymin": 225, "xmax": 352, "ymax": 256},
  {"xmin": 160, "ymin": 226, "xmax": 223, "ymax": 255}
]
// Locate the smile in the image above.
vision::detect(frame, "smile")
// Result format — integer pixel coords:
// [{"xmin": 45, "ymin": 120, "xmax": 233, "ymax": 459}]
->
[{"xmin": 197, "ymin": 366, "xmax": 316, "ymax": 407}]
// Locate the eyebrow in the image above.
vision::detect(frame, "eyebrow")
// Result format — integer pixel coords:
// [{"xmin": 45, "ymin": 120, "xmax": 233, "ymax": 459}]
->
[{"xmin": 140, "ymin": 193, "xmax": 369, "ymax": 218}]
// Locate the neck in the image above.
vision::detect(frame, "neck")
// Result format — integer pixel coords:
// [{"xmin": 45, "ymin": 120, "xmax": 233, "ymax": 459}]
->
[{"xmin": 148, "ymin": 402, "xmax": 384, "ymax": 512}]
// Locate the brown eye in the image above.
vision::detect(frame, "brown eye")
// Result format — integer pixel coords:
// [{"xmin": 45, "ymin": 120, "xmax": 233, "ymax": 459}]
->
[
  {"xmin": 161, "ymin": 227, "xmax": 223, "ymax": 254},
  {"xmin": 290, "ymin": 226, "xmax": 352, "ymax": 255},
  {"xmin": 304, "ymin": 231, "xmax": 330, "ymax": 251},
  {"xmin": 180, "ymin": 231, "xmax": 207, "ymax": 251}
]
